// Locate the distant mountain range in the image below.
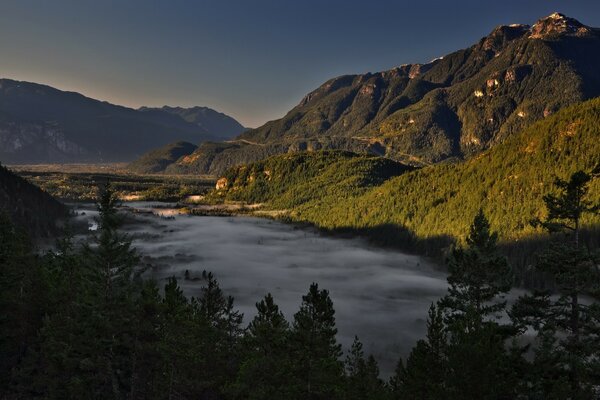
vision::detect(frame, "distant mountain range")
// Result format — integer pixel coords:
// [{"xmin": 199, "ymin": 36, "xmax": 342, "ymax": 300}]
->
[
  {"xmin": 0, "ymin": 79, "xmax": 245, "ymax": 164},
  {"xmin": 133, "ymin": 12, "xmax": 600, "ymax": 175}
]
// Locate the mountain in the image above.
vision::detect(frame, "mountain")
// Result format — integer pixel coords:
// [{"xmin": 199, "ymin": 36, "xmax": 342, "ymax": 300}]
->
[
  {"xmin": 0, "ymin": 79, "xmax": 244, "ymax": 163},
  {"xmin": 158, "ymin": 12, "xmax": 600, "ymax": 175},
  {"xmin": 213, "ymin": 97, "xmax": 600, "ymax": 254},
  {"xmin": 128, "ymin": 141, "xmax": 198, "ymax": 174},
  {"xmin": 139, "ymin": 106, "xmax": 246, "ymax": 140},
  {"xmin": 0, "ymin": 164, "xmax": 68, "ymax": 236}
]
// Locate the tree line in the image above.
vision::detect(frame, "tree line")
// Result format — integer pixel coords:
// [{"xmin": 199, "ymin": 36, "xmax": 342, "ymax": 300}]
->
[{"xmin": 1, "ymin": 170, "xmax": 599, "ymax": 399}]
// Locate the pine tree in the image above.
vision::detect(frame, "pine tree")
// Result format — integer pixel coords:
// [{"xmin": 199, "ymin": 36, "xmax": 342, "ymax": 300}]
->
[
  {"xmin": 129, "ymin": 280, "xmax": 164, "ymax": 400},
  {"xmin": 194, "ymin": 270, "xmax": 243, "ymax": 397},
  {"xmin": 30, "ymin": 182, "xmax": 141, "ymax": 399},
  {"xmin": 344, "ymin": 336, "xmax": 387, "ymax": 400},
  {"xmin": 388, "ymin": 359, "xmax": 405, "ymax": 400},
  {"xmin": 0, "ymin": 213, "xmax": 45, "ymax": 396},
  {"xmin": 512, "ymin": 170, "xmax": 600, "ymax": 398},
  {"xmin": 87, "ymin": 181, "xmax": 140, "ymax": 398},
  {"xmin": 438, "ymin": 210, "xmax": 520, "ymax": 399},
  {"xmin": 394, "ymin": 304, "xmax": 447, "ymax": 400},
  {"xmin": 85, "ymin": 181, "xmax": 139, "ymax": 303},
  {"xmin": 289, "ymin": 283, "xmax": 344, "ymax": 400},
  {"xmin": 233, "ymin": 293, "xmax": 290, "ymax": 399},
  {"xmin": 440, "ymin": 209, "xmax": 512, "ymax": 327},
  {"xmin": 158, "ymin": 277, "xmax": 196, "ymax": 399}
]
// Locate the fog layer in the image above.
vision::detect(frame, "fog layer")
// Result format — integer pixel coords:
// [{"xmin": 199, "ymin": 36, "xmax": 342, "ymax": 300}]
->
[{"xmin": 75, "ymin": 203, "xmax": 448, "ymax": 375}]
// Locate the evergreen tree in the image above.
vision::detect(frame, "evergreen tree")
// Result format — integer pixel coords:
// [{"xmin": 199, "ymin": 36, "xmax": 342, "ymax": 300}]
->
[
  {"xmin": 194, "ymin": 270, "xmax": 243, "ymax": 397},
  {"xmin": 512, "ymin": 170, "xmax": 600, "ymax": 398},
  {"xmin": 87, "ymin": 181, "xmax": 140, "ymax": 398},
  {"xmin": 344, "ymin": 336, "xmax": 387, "ymax": 400},
  {"xmin": 29, "ymin": 182, "xmax": 141, "ymax": 399},
  {"xmin": 85, "ymin": 181, "xmax": 139, "ymax": 303},
  {"xmin": 129, "ymin": 280, "xmax": 164, "ymax": 400},
  {"xmin": 233, "ymin": 293, "xmax": 290, "ymax": 399},
  {"xmin": 289, "ymin": 283, "xmax": 344, "ymax": 400},
  {"xmin": 0, "ymin": 213, "xmax": 45, "ymax": 396},
  {"xmin": 394, "ymin": 304, "xmax": 447, "ymax": 400},
  {"xmin": 438, "ymin": 210, "xmax": 520, "ymax": 399},
  {"xmin": 440, "ymin": 209, "xmax": 512, "ymax": 326},
  {"xmin": 158, "ymin": 277, "xmax": 198, "ymax": 399},
  {"xmin": 388, "ymin": 359, "xmax": 405, "ymax": 400}
]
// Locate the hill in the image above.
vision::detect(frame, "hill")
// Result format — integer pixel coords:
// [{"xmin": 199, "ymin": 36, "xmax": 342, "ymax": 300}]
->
[
  {"xmin": 162, "ymin": 13, "xmax": 600, "ymax": 175},
  {"xmin": 0, "ymin": 164, "xmax": 68, "ymax": 236},
  {"xmin": 0, "ymin": 79, "xmax": 244, "ymax": 163},
  {"xmin": 213, "ymin": 98, "xmax": 600, "ymax": 255},
  {"xmin": 127, "ymin": 141, "xmax": 198, "ymax": 174}
]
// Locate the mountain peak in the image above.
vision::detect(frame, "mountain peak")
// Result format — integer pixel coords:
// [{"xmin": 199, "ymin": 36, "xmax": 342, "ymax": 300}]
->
[
  {"xmin": 529, "ymin": 12, "xmax": 591, "ymax": 39},
  {"xmin": 481, "ymin": 24, "xmax": 529, "ymax": 53}
]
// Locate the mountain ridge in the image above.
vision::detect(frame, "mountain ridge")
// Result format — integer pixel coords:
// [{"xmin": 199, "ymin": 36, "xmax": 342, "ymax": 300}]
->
[
  {"xmin": 212, "ymin": 97, "xmax": 600, "ymax": 257},
  {"xmin": 0, "ymin": 79, "xmax": 245, "ymax": 164},
  {"xmin": 148, "ymin": 12, "xmax": 600, "ymax": 175}
]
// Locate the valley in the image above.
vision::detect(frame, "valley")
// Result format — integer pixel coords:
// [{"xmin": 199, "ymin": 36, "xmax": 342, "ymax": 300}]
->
[
  {"xmin": 10, "ymin": 163, "xmax": 216, "ymax": 201},
  {"xmin": 1, "ymin": 7, "xmax": 600, "ymax": 399},
  {"xmin": 72, "ymin": 201, "xmax": 448, "ymax": 376}
]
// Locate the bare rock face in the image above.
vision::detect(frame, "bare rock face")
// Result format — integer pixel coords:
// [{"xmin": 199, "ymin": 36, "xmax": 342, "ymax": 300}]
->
[
  {"xmin": 215, "ymin": 177, "xmax": 228, "ymax": 190},
  {"xmin": 0, "ymin": 120, "xmax": 86, "ymax": 162},
  {"xmin": 504, "ymin": 65, "xmax": 532, "ymax": 83},
  {"xmin": 529, "ymin": 12, "xmax": 591, "ymax": 39}
]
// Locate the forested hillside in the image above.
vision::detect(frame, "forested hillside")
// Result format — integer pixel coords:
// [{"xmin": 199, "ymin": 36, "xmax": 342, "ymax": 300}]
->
[
  {"xmin": 128, "ymin": 141, "xmax": 198, "ymax": 174},
  {"xmin": 214, "ymin": 98, "xmax": 600, "ymax": 254},
  {"xmin": 0, "ymin": 164, "xmax": 67, "ymax": 236}
]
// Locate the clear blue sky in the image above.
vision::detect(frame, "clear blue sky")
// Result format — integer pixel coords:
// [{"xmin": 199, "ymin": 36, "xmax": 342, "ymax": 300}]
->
[{"xmin": 0, "ymin": 0, "xmax": 598, "ymax": 127}]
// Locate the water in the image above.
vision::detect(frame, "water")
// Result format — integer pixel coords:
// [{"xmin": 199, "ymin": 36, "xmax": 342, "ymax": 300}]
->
[{"xmin": 74, "ymin": 202, "xmax": 448, "ymax": 376}]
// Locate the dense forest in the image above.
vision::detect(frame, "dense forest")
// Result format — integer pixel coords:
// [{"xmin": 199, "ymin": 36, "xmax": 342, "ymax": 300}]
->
[
  {"xmin": 1, "ymin": 168, "xmax": 598, "ymax": 399},
  {"xmin": 213, "ymin": 99, "xmax": 600, "ymax": 263}
]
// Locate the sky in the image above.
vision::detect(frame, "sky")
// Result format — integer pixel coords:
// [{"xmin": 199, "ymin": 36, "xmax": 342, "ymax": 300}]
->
[{"xmin": 0, "ymin": 0, "xmax": 599, "ymax": 128}]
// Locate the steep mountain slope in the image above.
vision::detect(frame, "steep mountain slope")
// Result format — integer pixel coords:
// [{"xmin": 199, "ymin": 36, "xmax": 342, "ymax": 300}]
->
[
  {"xmin": 128, "ymin": 141, "xmax": 198, "ymax": 174},
  {"xmin": 167, "ymin": 13, "xmax": 600, "ymax": 175},
  {"xmin": 0, "ymin": 79, "xmax": 243, "ymax": 163},
  {"xmin": 140, "ymin": 106, "xmax": 246, "ymax": 140},
  {"xmin": 214, "ymin": 98, "xmax": 600, "ymax": 250},
  {"xmin": 0, "ymin": 164, "xmax": 68, "ymax": 236}
]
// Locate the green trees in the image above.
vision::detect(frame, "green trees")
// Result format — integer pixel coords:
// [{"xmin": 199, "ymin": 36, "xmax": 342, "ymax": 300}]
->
[
  {"xmin": 1, "ymin": 170, "xmax": 599, "ymax": 399},
  {"xmin": 512, "ymin": 170, "xmax": 600, "ymax": 398},
  {"xmin": 392, "ymin": 304, "xmax": 447, "ymax": 400},
  {"xmin": 26, "ymin": 182, "xmax": 142, "ymax": 399},
  {"xmin": 233, "ymin": 293, "xmax": 290, "ymax": 399},
  {"xmin": 441, "ymin": 209, "xmax": 512, "ymax": 325},
  {"xmin": 396, "ymin": 210, "xmax": 523, "ymax": 400},
  {"xmin": 344, "ymin": 336, "xmax": 387, "ymax": 400},
  {"xmin": 0, "ymin": 213, "xmax": 45, "ymax": 395},
  {"xmin": 440, "ymin": 210, "xmax": 520, "ymax": 398},
  {"xmin": 288, "ymin": 283, "xmax": 344, "ymax": 400},
  {"xmin": 213, "ymin": 98, "xmax": 600, "ymax": 266}
]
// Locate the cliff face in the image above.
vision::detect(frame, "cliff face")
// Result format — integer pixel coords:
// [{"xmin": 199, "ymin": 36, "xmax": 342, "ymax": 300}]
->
[{"xmin": 158, "ymin": 13, "xmax": 600, "ymax": 175}]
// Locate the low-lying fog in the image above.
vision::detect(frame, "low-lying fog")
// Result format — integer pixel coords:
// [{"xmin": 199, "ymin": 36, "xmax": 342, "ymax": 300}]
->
[{"xmin": 75, "ymin": 202, "xmax": 449, "ymax": 376}]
